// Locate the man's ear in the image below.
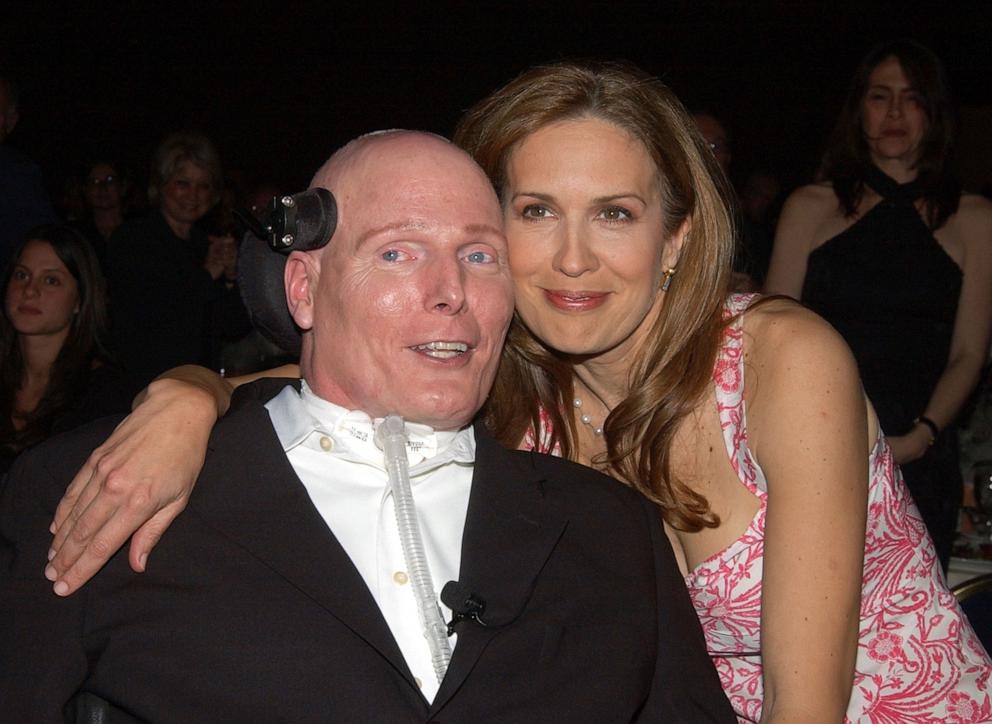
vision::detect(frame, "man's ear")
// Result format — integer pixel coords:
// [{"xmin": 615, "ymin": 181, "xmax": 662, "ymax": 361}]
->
[{"xmin": 284, "ymin": 250, "xmax": 318, "ymax": 332}]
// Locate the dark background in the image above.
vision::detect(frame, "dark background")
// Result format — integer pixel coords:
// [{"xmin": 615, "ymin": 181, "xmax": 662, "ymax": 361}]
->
[{"xmin": 3, "ymin": 1, "xmax": 991, "ymax": 199}]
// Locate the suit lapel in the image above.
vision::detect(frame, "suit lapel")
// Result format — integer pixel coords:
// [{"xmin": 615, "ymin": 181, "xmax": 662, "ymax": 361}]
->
[
  {"xmin": 187, "ymin": 395, "xmax": 414, "ymax": 685},
  {"xmin": 188, "ymin": 396, "xmax": 567, "ymax": 711},
  {"xmin": 431, "ymin": 425, "xmax": 568, "ymax": 712}
]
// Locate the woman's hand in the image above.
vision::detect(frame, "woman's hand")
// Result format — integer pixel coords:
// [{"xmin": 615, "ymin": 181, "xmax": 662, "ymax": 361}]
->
[
  {"xmin": 886, "ymin": 427, "xmax": 932, "ymax": 465},
  {"xmin": 204, "ymin": 234, "xmax": 237, "ymax": 281},
  {"xmin": 46, "ymin": 377, "xmax": 223, "ymax": 596}
]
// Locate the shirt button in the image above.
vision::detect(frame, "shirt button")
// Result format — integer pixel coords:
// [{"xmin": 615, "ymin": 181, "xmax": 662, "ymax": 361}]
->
[
  {"xmin": 393, "ymin": 571, "xmax": 409, "ymax": 585},
  {"xmin": 319, "ymin": 436, "xmax": 333, "ymax": 451}
]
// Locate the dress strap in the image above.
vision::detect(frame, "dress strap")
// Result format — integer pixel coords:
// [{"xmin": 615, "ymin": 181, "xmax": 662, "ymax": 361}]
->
[
  {"xmin": 714, "ymin": 293, "xmax": 767, "ymax": 495},
  {"xmin": 721, "ymin": 292, "xmax": 760, "ymax": 320},
  {"xmin": 714, "ymin": 294, "xmax": 752, "ymax": 409},
  {"xmin": 863, "ymin": 164, "xmax": 922, "ymax": 204}
]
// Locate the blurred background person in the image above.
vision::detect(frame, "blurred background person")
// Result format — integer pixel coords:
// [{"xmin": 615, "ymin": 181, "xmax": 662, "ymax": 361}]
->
[
  {"xmin": 692, "ymin": 110, "xmax": 776, "ymax": 290},
  {"xmin": 73, "ymin": 158, "xmax": 131, "ymax": 272},
  {"xmin": 56, "ymin": 175, "xmax": 86, "ymax": 224},
  {"xmin": 692, "ymin": 111, "xmax": 732, "ymax": 175},
  {"xmin": 766, "ymin": 40, "xmax": 992, "ymax": 570},
  {"xmin": 739, "ymin": 168, "xmax": 782, "ymax": 286},
  {"xmin": 741, "ymin": 170, "xmax": 782, "ymax": 229},
  {"xmin": 106, "ymin": 131, "xmax": 245, "ymax": 389},
  {"xmin": 0, "ymin": 225, "xmax": 127, "ymax": 473},
  {"xmin": 0, "ymin": 74, "xmax": 56, "ymax": 267}
]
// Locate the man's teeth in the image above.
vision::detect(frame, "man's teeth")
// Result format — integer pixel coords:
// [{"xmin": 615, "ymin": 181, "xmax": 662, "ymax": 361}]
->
[{"xmin": 412, "ymin": 341, "xmax": 468, "ymax": 358}]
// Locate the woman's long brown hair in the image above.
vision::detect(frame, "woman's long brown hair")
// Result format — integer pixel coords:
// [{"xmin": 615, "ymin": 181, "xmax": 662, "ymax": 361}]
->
[{"xmin": 455, "ymin": 61, "xmax": 736, "ymax": 531}]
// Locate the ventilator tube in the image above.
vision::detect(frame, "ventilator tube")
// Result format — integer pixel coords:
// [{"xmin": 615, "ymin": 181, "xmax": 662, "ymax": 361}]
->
[{"xmin": 377, "ymin": 415, "xmax": 452, "ymax": 684}]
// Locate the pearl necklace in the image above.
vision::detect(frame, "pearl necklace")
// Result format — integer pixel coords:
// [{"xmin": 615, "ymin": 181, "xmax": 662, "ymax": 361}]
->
[{"xmin": 573, "ymin": 397, "xmax": 604, "ymax": 436}]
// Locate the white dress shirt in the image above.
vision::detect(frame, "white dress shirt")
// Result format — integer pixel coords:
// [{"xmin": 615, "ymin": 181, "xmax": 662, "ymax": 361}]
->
[{"xmin": 265, "ymin": 382, "xmax": 475, "ymax": 701}]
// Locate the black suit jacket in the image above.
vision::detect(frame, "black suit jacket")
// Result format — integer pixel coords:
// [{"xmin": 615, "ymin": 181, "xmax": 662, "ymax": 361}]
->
[{"xmin": 0, "ymin": 381, "xmax": 734, "ymax": 722}]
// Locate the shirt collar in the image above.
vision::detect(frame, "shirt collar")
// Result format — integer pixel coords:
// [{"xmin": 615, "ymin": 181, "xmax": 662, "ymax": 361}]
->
[{"xmin": 265, "ymin": 381, "xmax": 475, "ymax": 472}]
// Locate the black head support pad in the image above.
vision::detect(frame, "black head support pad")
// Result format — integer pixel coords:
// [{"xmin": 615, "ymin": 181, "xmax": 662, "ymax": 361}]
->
[
  {"xmin": 264, "ymin": 188, "xmax": 337, "ymax": 253},
  {"xmin": 236, "ymin": 188, "xmax": 338, "ymax": 354}
]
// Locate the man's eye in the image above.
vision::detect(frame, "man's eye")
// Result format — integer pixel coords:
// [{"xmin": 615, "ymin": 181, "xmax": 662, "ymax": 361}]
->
[
  {"xmin": 465, "ymin": 251, "xmax": 494, "ymax": 264},
  {"xmin": 381, "ymin": 249, "xmax": 402, "ymax": 262}
]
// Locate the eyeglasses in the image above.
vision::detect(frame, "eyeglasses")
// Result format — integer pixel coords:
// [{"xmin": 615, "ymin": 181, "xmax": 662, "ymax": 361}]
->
[{"xmin": 86, "ymin": 175, "xmax": 119, "ymax": 188}]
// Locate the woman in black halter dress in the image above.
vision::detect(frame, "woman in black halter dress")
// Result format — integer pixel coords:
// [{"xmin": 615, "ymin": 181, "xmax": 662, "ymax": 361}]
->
[{"xmin": 766, "ymin": 40, "xmax": 992, "ymax": 571}]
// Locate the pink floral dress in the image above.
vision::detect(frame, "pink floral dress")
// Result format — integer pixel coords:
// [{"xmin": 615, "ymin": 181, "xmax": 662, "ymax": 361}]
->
[
  {"xmin": 690, "ymin": 294, "xmax": 991, "ymax": 722},
  {"xmin": 526, "ymin": 294, "xmax": 992, "ymax": 722}
]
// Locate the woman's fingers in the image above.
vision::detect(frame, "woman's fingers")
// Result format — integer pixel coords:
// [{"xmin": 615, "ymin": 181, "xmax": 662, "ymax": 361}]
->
[
  {"xmin": 45, "ymin": 377, "xmax": 218, "ymax": 595},
  {"xmin": 49, "ymin": 491, "xmax": 188, "ymax": 596},
  {"xmin": 128, "ymin": 501, "xmax": 190, "ymax": 572}
]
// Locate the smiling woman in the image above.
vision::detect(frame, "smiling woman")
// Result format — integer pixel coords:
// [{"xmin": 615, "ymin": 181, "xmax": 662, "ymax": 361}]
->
[
  {"xmin": 105, "ymin": 132, "xmax": 249, "ymax": 386},
  {"xmin": 503, "ymin": 118, "xmax": 680, "ymax": 362}
]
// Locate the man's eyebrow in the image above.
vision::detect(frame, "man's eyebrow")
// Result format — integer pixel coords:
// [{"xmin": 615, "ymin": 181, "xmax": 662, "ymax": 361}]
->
[
  {"xmin": 464, "ymin": 223, "xmax": 503, "ymax": 238},
  {"xmin": 357, "ymin": 221, "xmax": 503, "ymax": 245},
  {"xmin": 356, "ymin": 221, "xmax": 430, "ymax": 246}
]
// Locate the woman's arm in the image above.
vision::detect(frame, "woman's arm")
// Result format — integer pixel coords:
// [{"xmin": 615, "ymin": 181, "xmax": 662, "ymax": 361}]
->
[
  {"xmin": 746, "ymin": 303, "xmax": 868, "ymax": 722},
  {"xmin": 764, "ymin": 185, "xmax": 833, "ymax": 299},
  {"xmin": 46, "ymin": 363, "xmax": 299, "ymax": 596},
  {"xmin": 887, "ymin": 196, "xmax": 992, "ymax": 463}
]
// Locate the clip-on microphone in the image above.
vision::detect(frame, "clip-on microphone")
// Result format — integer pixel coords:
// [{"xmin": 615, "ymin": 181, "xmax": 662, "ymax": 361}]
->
[{"xmin": 441, "ymin": 581, "xmax": 488, "ymax": 636}]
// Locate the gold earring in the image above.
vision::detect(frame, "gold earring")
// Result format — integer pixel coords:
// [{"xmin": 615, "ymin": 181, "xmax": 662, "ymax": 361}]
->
[{"xmin": 660, "ymin": 267, "xmax": 677, "ymax": 292}]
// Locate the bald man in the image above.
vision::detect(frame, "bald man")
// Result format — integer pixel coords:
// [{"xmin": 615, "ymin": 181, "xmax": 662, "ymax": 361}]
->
[{"xmin": 0, "ymin": 132, "xmax": 733, "ymax": 722}]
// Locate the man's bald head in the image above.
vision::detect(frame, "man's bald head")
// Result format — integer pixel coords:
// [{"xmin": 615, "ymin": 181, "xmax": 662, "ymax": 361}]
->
[{"xmin": 284, "ymin": 130, "xmax": 513, "ymax": 429}]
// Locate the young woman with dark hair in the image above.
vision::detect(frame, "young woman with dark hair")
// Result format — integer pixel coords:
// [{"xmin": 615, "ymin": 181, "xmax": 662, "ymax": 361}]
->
[{"xmin": 0, "ymin": 225, "xmax": 127, "ymax": 471}]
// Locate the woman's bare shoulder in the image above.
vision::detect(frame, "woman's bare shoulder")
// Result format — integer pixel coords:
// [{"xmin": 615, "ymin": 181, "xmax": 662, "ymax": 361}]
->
[
  {"xmin": 942, "ymin": 194, "xmax": 992, "ymax": 263},
  {"xmin": 955, "ymin": 193, "xmax": 992, "ymax": 227},
  {"xmin": 742, "ymin": 298, "xmax": 853, "ymax": 371},
  {"xmin": 740, "ymin": 298, "xmax": 868, "ymax": 444},
  {"xmin": 782, "ymin": 182, "xmax": 838, "ymax": 213}
]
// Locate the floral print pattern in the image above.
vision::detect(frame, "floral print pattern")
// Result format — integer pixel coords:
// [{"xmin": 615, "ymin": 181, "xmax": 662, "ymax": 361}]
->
[{"xmin": 688, "ymin": 294, "xmax": 992, "ymax": 722}]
